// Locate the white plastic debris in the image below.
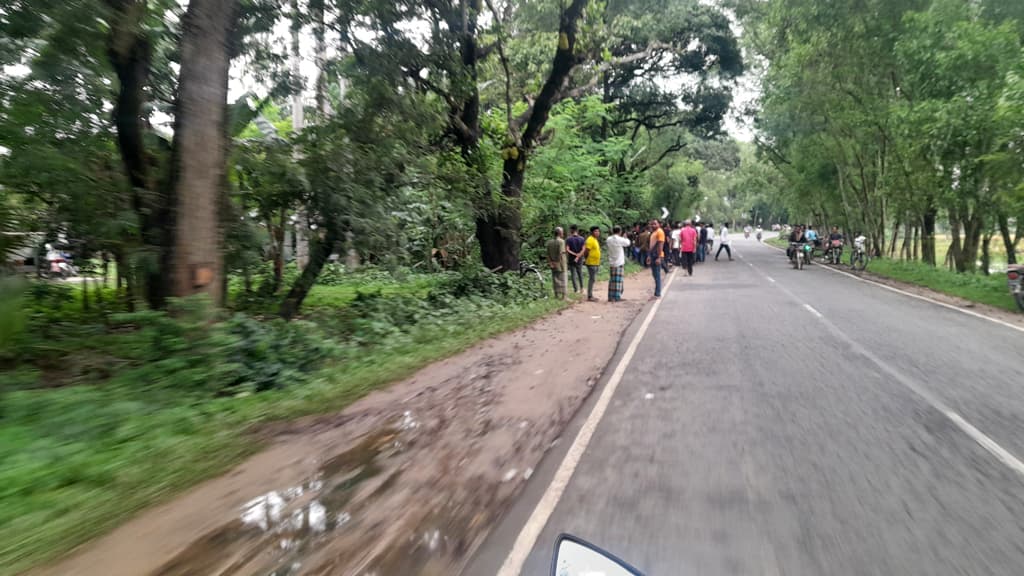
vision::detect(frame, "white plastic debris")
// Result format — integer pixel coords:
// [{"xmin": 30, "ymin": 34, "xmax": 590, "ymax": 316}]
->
[
  {"xmin": 400, "ymin": 411, "xmax": 419, "ymax": 430},
  {"xmin": 336, "ymin": 511, "xmax": 352, "ymax": 528},
  {"xmin": 502, "ymin": 468, "xmax": 519, "ymax": 482},
  {"xmin": 422, "ymin": 529, "xmax": 441, "ymax": 551},
  {"xmin": 523, "ymin": 467, "xmax": 534, "ymax": 480},
  {"xmin": 644, "ymin": 393, "xmax": 654, "ymax": 400}
]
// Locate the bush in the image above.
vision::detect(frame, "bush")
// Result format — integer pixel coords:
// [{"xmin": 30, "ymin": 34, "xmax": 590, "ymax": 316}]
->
[
  {"xmin": 432, "ymin": 266, "xmax": 541, "ymax": 304},
  {"xmin": 109, "ymin": 298, "xmax": 341, "ymax": 396},
  {"xmin": 0, "ymin": 280, "xmax": 27, "ymax": 360}
]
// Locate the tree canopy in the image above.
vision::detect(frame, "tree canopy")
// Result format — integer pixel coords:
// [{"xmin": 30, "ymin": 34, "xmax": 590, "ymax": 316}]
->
[{"xmin": 1, "ymin": 0, "xmax": 752, "ymax": 315}]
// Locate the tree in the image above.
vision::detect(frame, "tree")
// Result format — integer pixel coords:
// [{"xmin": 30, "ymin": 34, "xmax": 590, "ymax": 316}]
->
[
  {"xmin": 336, "ymin": 0, "xmax": 742, "ymax": 271},
  {"xmin": 165, "ymin": 0, "xmax": 240, "ymax": 304}
]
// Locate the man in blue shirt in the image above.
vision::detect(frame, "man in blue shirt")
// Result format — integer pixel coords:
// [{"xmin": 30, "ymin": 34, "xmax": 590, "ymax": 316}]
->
[{"xmin": 805, "ymin": 225, "xmax": 820, "ymax": 248}]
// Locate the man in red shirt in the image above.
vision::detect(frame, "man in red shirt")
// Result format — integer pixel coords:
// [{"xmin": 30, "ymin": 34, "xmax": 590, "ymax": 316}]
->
[{"xmin": 679, "ymin": 220, "xmax": 698, "ymax": 276}]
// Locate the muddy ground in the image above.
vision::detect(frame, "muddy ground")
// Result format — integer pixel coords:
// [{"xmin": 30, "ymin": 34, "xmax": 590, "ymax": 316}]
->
[{"xmin": 34, "ymin": 271, "xmax": 655, "ymax": 576}]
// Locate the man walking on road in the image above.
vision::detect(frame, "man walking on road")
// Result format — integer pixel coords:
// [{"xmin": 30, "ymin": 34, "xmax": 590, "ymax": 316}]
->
[
  {"xmin": 715, "ymin": 222, "xmax": 733, "ymax": 261},
  {"xmin": 581, "ymin": 226, "xmax": 602, "ymax": 302},
  {"xmin": 648, "ymin": 219, "xmax": 665, "ymax": 298},
  {"xmin": 705, "ymin": 223, "xmax": 715, "ymax": 257},
  {"xmin": 606, "ymin": 226, "xmax": 631, "ymax": 302},
  {"xmin": 546, "ymin": 227, "xmax": 567, "ymax": 299},
  {"xmin": 680, "ymin": 220, "xmax": 698, "ymax": 276},
  {"xmin": 565, "ymin": 225, "xmax": 585, "ymax": 293}
]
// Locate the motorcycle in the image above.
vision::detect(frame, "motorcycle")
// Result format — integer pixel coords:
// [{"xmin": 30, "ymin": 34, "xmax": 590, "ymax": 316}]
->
[
  {"xmin": 1008, "ymin": 263, "xmax": 1024, "ymax": 311},
  {"xmin": 552, "ymin": 533, "xmax": 644, "ymax": 576},
  {"xmin": 44, "ymin": 244, "xmax": 78, "ymax": 279},
  {"xmin": 756, "ymin": 229, "xmax": 763, "ymax": 241},
  {"xmin": 790, "ymin": 242, "xmax": 811, "ymax": 270},
  {"xmin": 824, "ymin": 239, "xmax": 843, "ymax": 265}
]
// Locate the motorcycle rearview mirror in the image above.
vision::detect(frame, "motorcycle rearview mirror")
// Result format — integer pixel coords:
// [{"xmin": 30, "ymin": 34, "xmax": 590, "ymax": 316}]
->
[{"xmin": 551, "ymin": 534, "xmax": 644, "ymax": 576}]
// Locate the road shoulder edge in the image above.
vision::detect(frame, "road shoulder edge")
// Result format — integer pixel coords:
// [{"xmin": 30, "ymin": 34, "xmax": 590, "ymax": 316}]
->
[{"xmin": 760, "ymin": 240, "xmax": 1024, "ymax": 335}]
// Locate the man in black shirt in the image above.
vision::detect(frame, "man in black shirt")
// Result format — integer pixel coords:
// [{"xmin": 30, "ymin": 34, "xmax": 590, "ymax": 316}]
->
[{"xmin": 565, "ymin": 225, "xmax": 586, "ymax": 293}]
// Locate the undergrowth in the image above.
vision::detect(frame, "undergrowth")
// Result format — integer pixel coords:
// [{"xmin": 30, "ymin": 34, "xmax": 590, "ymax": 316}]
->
[{"xmin": 0, "ymin": 265, "xmax": 566, "ymax": 574}]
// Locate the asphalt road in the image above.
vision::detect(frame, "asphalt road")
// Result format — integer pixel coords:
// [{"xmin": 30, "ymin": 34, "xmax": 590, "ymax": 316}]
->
[{"xmin": 467, "ymin": 235, "xmax": 1024, "ymax": 576}]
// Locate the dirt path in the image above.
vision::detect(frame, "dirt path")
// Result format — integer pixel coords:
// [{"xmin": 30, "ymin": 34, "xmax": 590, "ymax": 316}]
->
[{"xmin": 33, "ymin": 271, "xmax": 655, "ymax": 576}]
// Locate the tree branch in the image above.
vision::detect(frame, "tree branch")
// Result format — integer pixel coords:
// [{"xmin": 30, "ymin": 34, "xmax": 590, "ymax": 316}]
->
[
  {"xmin": 483, "ymin": 0, "xmax": 515, "ymax": 138},
  {"xmin": 519, "ymin": 0, "xmax": 589, "ymax": 150},
  {"xmin": 515, "ymin": 39, "xmax": 678, "ymax": 133},
  {"xmin": 635, "ymin": 138, "xmax": 687, "ymax": 173}
]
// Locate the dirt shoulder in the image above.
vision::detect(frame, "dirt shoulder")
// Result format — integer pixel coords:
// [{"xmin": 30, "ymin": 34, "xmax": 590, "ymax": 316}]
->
[{"xmin": 33, "ymin": 270, "xmax": 655, "ymax": 576}]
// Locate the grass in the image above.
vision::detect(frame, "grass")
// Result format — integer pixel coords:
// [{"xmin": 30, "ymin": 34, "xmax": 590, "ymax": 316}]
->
[
  {"xmin": 864, "ymin": 258, "xmax": 1016, "ymax": 312},
  {"xmin": 0, "ymin": 275, "xmax": 577, "ymax": 575}
]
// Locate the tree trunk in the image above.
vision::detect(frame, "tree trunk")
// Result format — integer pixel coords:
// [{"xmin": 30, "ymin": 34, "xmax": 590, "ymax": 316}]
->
[
  {"xmin": 106, "ymin": 1, "xmax": 151, "ymax": 200},
  {"xmin": 312, "ymin": 0, "xmax": 330, "ymax": 117},
  {"xmin": 279, "ymin": 227, "xmax": 339, "ymax": 319},
  {"xmin": 478, "ymin": 155, "xmax": 526, "ymax": 271},
  {"xmin": 166, "ymin": 0, "xmax": 238, "ymax": 304},
  {"xmin": 948, "ymin": 215, "xmax": 962, "ymax": 271},
  {"xmin": 921, "ymin": 209, "xmax": 937, "ymax": 266},
  {"xmin": 268, "ymin": 212, "xmax": 286, "ymax": 293},
  {"xmin": 470, "ymin": 0, "xmax": 588, "ymax": 271},
  {"xmin": 105, "ymin": 0, "xmax": 169, "ymax": 309},
  {"xmin": 82, "ymin": 274, "xmax": 90, "ymax": 312},
  {"xmin": 958, "ymin": 214, "xmax": 983, "ymax": 273},
  {"xmin": 889, "ymin": 218, "xmax": 900, "ymax": 259},
  {"xmin": 981, "ymin": 231, "xmax": 992, "ymax": 275},
  {"xmin": 997, "ymin": 213, "xmax": 1017, "ymax": 265}
]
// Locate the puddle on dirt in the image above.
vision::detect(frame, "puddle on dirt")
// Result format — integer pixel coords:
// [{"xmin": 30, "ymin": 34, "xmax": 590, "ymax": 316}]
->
[
  {"xmin": 366, "ymin": 500, "xmax": 496, "ymax": 576},
  {"xmin": 152, "ymin": 428, "xmax": 400, "ymax": 576}
]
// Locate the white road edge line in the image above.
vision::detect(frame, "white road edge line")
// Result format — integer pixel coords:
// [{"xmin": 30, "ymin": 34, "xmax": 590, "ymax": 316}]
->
[
  {"xmin": 803, "ymin": 304, "xmax": 823, "ymax": 318},
  {"xmin": 766, "ymin": 270, "xmax": 1024, "ymax": 482},
  {"xmin": 945, "ymin": 411, "xmax": 1024, "ymax": 477},
  {"xmin": 496, "ymin": 271, "xmax": 678, "ymax": 576},
  {"xmin": 761, "ymin": 243, "xmax": 1024, "ymax": 335}
]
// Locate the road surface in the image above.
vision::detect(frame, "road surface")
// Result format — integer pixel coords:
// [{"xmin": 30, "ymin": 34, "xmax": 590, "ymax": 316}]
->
[{"xmin": 467, "ymin": 236, "xmax": 1024, "ymax": 576}]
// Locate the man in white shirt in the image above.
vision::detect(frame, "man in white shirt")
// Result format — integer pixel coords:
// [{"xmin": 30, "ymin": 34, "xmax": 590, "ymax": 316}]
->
[
  {"xmin": 606, "ymin": 226, "xmax": 631, "ymax": 302},
  {"xmin": 715, "ymin": 224, "xmax": 733, "ymax": 261},
  {"xmin": 669, "ymin": 223, "xmax": 682, "ymax": 266}
]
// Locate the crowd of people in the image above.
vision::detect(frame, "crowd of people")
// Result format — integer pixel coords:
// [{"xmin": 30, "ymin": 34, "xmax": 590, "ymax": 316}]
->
[{"xmin": 545, "ymin": 219, "xmax": 739, "ymax": 303}]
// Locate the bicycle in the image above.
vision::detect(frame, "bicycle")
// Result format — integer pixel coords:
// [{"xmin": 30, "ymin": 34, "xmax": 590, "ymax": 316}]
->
[
  {"xmin": 849, "ymin": 238, "xmax": 868, "ymax": 271},
  {"xmin": 518, "ymin": 260, "xmax": 548, "ymax": 297}
]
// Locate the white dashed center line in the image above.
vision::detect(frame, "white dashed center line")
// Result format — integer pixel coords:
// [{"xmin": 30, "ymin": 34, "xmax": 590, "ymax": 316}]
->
[{"xmin": 803, "ymin": 304, "xmax": 823, "ymax": 318}]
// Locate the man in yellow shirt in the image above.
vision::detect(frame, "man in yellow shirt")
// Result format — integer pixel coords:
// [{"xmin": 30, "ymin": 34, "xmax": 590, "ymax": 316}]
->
[{"xmin": 581, "ymin": 226, "xmax": 602, "ymax": 301}]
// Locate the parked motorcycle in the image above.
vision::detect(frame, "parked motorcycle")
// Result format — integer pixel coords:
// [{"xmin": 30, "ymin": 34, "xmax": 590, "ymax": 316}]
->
[
  {"xmin": 824, "ymin": 239, "xmax": 843, "ymax": 265},
  {"xmin": 552, "ymin": 534, "xmax": 644, "ymax": 576},
  {"xmin": 1008, "ymin": 263, "xmax": 1023, "ymax": 311}
]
